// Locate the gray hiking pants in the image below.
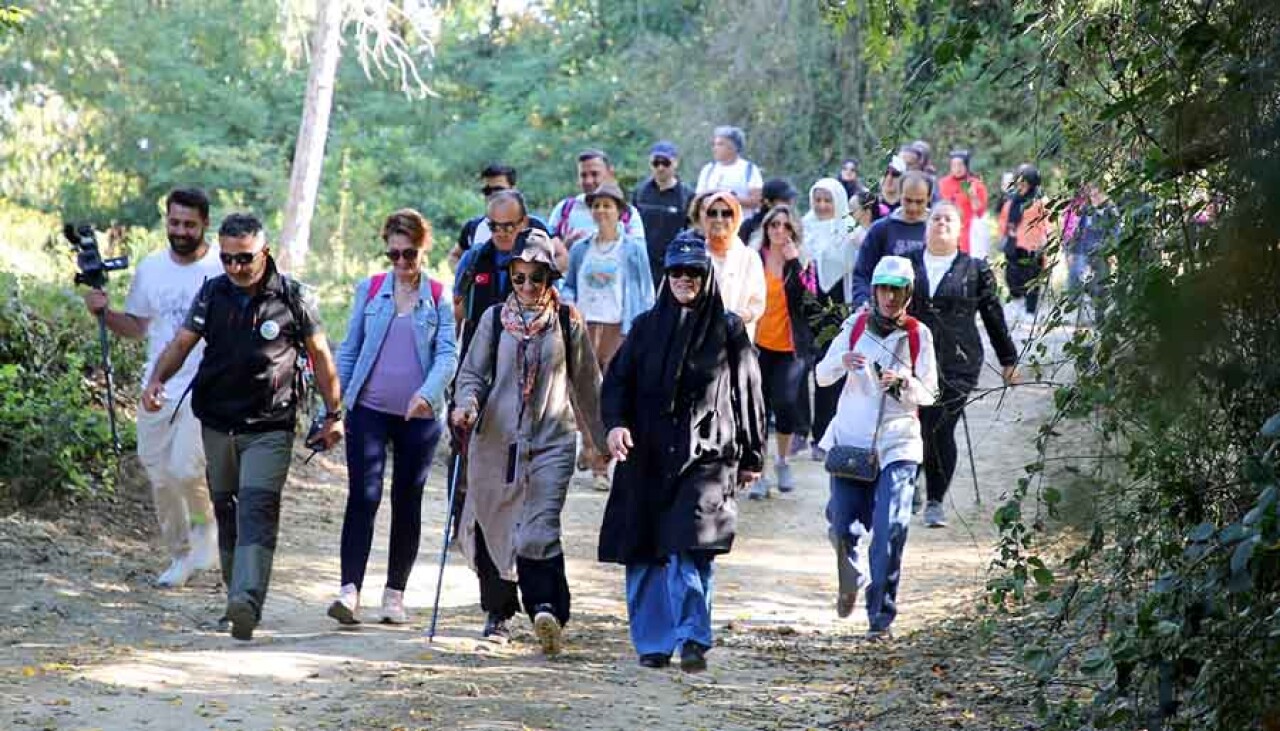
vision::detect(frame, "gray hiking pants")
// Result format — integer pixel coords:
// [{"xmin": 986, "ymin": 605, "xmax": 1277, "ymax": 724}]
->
[{"xmin": 202, "ymin": 427, "xmax": 294, "ymax": 618}]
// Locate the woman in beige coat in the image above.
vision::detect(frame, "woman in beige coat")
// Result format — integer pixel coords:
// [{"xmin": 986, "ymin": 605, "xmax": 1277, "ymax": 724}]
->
[{"xmin": 451, "ymin": 229, "xmax": 606, "ymax": 655}]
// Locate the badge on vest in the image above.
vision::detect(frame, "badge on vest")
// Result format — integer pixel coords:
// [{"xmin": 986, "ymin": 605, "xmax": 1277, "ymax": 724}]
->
[
  {"xmin": 259, "ymin": 320, "xmax": 282, "ymax": 341},
  {"xmin": 475, "ymin": 273, "xmax": 491, "ymax": 285}
]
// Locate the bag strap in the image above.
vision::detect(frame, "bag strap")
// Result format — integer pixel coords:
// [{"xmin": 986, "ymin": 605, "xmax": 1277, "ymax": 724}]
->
[
  {"xmin": 559, "ymin": 304, "xmax": 574, "ymax": 377},
  {"xmin": 364, "ymin": 273, "xmax": 387, "ymax": 306},
  {"xmin": 488, "ymin": 305, "xmax": 502, "ymax": 384},
  {"xmin": 554, "ymin": 197, "xmax": 576, "ymax": 239}
]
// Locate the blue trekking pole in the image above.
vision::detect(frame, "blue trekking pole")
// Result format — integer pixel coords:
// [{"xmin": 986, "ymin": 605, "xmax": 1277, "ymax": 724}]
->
[{"xmin": 427, "ymin": 445, "xmax": 464, "ymax": 642}]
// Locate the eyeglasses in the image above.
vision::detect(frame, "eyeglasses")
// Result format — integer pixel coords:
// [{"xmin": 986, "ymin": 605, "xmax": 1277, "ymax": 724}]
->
[
  {"xmin": 766, "ymin": 220, "xmax": 792, "ymax": 230},
  {"xmin": 651, "ymin": 157, "xmax": 672, "ymax": 168},
  {"xmin": 480, "ymin": 185, "xmax": 506, "ymax": 197},
  {"xmin": 886, "ymin": 169, "xmax": 903, "ymax": 178},
  {"xmin": 511, "ymin": 271, "xmax": 549, "ymax": 287},
  {"xmin": 219, "ymin": 250, "xmax": 261, "ymax": 266},
  {"xmin": 385, "ymin": 248, "xmax": 420, "ymax": 262},
  {"xmin": 705, "ymin": 208, "xmax": 733, "ymax": 219},
  {"xmin": 666, "ymin": 266, "xmax": 702, "ymax": 280},
  {"xmin": 487, "ymin": 218, "xmax": 522, "ymax": 233}
]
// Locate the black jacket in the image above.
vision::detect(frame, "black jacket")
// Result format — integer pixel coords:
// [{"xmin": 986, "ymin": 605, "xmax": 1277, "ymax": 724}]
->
[
  {"xmin": 775, "ymin": 256, "xmax": 822, "ymax": 362},
  {"xmin": 187, "ymin": 258, "xmax": 321, "ymax": 434},
  {"xmin": 632, "ymin": 177, "xmax": 695, "ymax": 286},
  {"xmin": 597, "ymin": 277, "xmax": 766, "ymax": 565},
  {"xmin": 907, "ymin": 250, "xmax": 1017, "ymax": 392}
]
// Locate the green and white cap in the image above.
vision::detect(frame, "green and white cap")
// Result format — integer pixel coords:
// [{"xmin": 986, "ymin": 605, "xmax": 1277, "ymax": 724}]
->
[{"xmin": 871, "ymin": 255, "xmax": 915, "ymax": 288}]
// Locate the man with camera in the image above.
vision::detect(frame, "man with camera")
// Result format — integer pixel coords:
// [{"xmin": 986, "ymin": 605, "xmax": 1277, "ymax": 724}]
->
[
  {"xmin": 82, "ymin": 188, "xmax": 224, "ymax": 588},
  {"xmin": 143, "ymin": 213, "xmax": 343, "ymax": 641}
]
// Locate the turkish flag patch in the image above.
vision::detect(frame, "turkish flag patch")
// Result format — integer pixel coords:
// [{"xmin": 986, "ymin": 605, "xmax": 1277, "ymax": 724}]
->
[{"xmin": 475, "ymin": 273, "xmax": 491, "ymax": 285}]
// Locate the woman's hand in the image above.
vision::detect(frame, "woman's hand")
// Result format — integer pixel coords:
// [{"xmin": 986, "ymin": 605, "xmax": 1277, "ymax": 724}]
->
[
  {"xmin": 781, "ymin": 240, "xmax": 800, "ymax": 261},
  {"xmin": 450, "ymin": 406, "xmax": 477, "ymax": 430},
  {"xmin": 1001, "ymin": 365, "xmax": 1019, "ymax": 385},
  {"xmin": 405, "ymin": 394, "xmax": 434, "ymax": 421},
  {"xmin": 606, "ymin": 427, "xmax": 633, "ymax": 462},
  {"xmin": 842, "ymin": 351, "xmax": 867, "ymax": 371}
]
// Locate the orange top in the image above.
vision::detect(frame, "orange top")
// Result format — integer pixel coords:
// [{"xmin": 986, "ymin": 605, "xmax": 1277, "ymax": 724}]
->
[
  {"xmin": 755, "ymin": 270, "xmax": 793, "ymax": 352},
  {"xmin": 998, "ymin": 198, "xmax": 1050, "ymax": 251}
]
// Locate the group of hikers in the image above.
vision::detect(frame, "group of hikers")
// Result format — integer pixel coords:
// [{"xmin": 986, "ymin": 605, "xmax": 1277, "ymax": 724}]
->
[{"xmin": 82, "ymin": 126, "xmax": 1117, "ymax": 672}]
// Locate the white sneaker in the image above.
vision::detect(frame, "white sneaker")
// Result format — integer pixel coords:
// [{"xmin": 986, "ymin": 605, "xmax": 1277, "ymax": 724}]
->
[
  {"xmin": 327, "ymin": 583, "xmax": 361, "ymax": 625},
  {"xmin": 155, "ymin": 555, "xmax": 195, "ymax": 588},
  {"xmin": 380, "ymin": 588, "xmax": 409, "ymax": 625},
  {"xmin": 187, "ymin": 523, "xmax": 219, "ymax": 572}
]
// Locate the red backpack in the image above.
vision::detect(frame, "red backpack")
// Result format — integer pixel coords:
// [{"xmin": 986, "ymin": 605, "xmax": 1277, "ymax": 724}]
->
[
  {"xmin": 849, "ymin": 311, "xmax": 921, "ymax": 371},
  {"xmin": 365, "ymin": 272, "xmax": 443, "ymax": 307}
]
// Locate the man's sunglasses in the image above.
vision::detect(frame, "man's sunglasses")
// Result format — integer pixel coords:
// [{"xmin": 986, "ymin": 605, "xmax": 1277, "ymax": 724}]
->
[
  {"xmin": 667, "ymin": 265, "xmax": 703, "ymax": 280},
  {"xmin": 487, "ymin": 218, "xmax": 522, "ymax": 233},
  {"xmin": 511, "ymin": 271, "xmax": 549, "ymax": 286},
  {"xmin": 219, "ymin": 250, "xmax": 261, "ymax": 266},
  {"xmin": 705, "ymin": 208, "xmax": 733, "ymax": 219},
  {"xmin": 480, "ymin": 185, "xmax": 506, "ymax": 197},
  {"xmin": 386, "ymin": 249, "xmax": 420, "ymax": 262},
  {"xmin": 651, "ymin": 157, "xmax": 672, "ymax": 168}
]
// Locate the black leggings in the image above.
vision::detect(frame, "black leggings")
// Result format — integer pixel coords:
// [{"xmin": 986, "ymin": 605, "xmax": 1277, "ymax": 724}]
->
[
  {"xmin": 812, "ymin": 375, "xmax": 844, "ymax": 444},
  {"xmin": 919, "ymin": 383, "xmax": 972, "ymax": 503},
  {"xmin": 1004, "ymin": 239, "xmax": 1044, "ymax": 313},
  {"xmin": 757, "ymin": 346, "xmax": 809, "ymax": 437},
  {"xmin": 475, "ymin": 525, "xmax": 571, "ymax": 626}
]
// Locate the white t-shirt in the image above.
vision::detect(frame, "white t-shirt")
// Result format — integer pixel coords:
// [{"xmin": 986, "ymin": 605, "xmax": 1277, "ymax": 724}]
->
[
  {"xmin": 576, "ymin": 240, "xmax": 624, "ymax": 325},
  {"xmin": 696, "ymin": 158, "xmax": 764, "ymax": 214},
  {"xmin": 124, "ymin": 245, "xmax": 223, "ymax": 396},
  {"xmin": 923, "ymin": 251, "xmax": 958, "ymax": 297}
]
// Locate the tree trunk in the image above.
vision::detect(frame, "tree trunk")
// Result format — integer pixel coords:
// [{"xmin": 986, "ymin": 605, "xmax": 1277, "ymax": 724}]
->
[{"xmin": 279, "ymin": 0, "xmax": 344, "ymax": 273}]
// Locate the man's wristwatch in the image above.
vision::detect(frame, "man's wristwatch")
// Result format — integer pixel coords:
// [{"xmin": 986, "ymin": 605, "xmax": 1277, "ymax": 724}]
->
[{"xmin": 323, "ymin": 409, "xmax": 344, "ymax": 423}]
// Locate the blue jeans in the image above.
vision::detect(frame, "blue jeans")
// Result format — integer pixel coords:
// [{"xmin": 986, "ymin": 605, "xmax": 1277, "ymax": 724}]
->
[
  {"xmin": 826, "ymin": 461, "xmax": 918, "ymax": 631},
  {"xmin": 340, "ymin": 404, "xmax": 443, "ymax": 591},
  {"xmin": 625, "ymin": 552, "xmax": 715, "ymax": 656}
]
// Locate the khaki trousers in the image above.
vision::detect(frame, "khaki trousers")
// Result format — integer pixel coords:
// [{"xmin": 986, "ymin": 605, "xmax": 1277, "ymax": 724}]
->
[{"xmin": 135, "ymin": 396, "xmax": 214, "ymax": 558}]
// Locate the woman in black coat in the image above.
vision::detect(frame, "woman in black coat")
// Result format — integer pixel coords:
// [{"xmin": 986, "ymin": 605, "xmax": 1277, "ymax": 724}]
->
[
  {"xmin": 908, "ymin": 201, "xmax": 1019, "ymax": 528},
  {"xmin": 598, "ymin": 233, "xmax": 766, "ymax": 673}
]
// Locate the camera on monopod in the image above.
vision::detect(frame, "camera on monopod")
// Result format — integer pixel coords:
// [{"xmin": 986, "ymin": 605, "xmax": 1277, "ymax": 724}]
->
[{"xmin": 66, "ymin": 223, "xmax": 129, "ymax": 453}]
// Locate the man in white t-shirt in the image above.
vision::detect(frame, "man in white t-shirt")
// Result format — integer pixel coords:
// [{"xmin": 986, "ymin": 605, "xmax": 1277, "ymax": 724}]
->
[
  {"xmin": 82, "ymin": 188, "xmax": 224, "ymax": 588},
  {"xmin": 696, "ymin": 125, "xmax": 765, "ymax": 217},
  {"xmin": 547, "ymin": 149, "xmax": 646, "ymax": 252}
]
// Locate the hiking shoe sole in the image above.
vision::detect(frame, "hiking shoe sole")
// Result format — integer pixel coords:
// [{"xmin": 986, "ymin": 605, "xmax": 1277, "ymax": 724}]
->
[
  {"xmin": 533, "ymin": 611, "xmax": 562, "ymax": 656},
  {"xmin": 226, "ymin": 600, "xmax": 257, "ymax": 642}
]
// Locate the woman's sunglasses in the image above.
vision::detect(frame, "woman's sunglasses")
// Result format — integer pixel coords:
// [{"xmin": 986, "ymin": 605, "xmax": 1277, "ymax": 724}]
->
[
  {"xmin": 219, "ymin": 251, "xmax": 260, "ymax": 266},
  {"xmin": 666, "ymin": 266, "xmax": 703, "ymax": 280},
  {"xmin": 511, "ymin": 271, "xmax": 549, "ymax": 286},
  {"xmin": 385, "ymin": 249, "xmax": 420, "ymax": 262},
  {"xmin": 705, "ymin": 208, "xmax": 733, "ymax": 219}
]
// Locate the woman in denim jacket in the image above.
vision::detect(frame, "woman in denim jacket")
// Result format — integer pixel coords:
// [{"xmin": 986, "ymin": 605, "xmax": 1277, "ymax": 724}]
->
[{"xmin": 328, "ymin": 209, "xmax": 457, "ymax": 625}]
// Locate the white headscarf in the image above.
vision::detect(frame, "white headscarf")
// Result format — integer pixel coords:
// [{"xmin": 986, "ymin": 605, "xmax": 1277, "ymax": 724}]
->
[{"xmin": 802, "ymin": 177, "xmax": 857, "ymax": 294}]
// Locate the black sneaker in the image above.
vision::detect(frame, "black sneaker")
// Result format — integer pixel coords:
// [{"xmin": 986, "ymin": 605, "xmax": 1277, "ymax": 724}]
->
[
  {"xmin": 638, "ymin": 653, "xmax": 670, "ymax": 669},
  {"xmin": 679, "ymin": 642, "xmax": 708, "ymax": 673},
  {"xmin": 226, "ymin": 600, "xmax": 257, "ymax": 642},
  {"xmin": 481, "ymin": 613, "xmax": 511, "ymax": 644}
]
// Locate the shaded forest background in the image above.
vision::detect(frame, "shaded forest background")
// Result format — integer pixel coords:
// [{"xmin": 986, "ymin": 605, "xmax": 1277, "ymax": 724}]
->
[{"xmin": 2, "ymin": 2, "xmax": 1279, "ymax": 730}]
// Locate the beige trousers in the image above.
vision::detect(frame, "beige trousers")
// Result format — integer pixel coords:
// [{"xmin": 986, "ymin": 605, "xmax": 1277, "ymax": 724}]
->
[{"xmin": 135, "ymin": 396, "xmax": 214, "ymax": 558}]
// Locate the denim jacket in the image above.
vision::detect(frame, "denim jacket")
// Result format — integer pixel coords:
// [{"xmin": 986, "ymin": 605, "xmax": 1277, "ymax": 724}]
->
[
  {"xmin": 561, "ymin": 229, "xmax": 655, "ymax": 335},
  {"xmin": 336, "ymin": 273, "xmax": 457, "ymax": 418}
]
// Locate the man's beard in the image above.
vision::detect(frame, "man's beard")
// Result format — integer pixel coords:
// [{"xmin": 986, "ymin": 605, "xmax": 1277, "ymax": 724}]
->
[{"xmin": 169, "ymin": 235, "xmax": 202, "ymax": 256}]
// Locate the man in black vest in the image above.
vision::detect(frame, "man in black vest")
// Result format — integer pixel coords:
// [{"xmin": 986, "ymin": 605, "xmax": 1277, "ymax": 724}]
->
[
  {"xmin": 143, "ymin": 213, "xmax": 343, "ymax": 641},
  {"xmin": 632, "ymin": 140, "xmax": 695, "ymax": 289}
]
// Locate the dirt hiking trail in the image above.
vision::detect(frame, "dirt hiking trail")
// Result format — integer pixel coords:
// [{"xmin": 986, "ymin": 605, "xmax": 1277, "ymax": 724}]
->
[{"xmin": 1, "ymin": 327, "xmax": 1065, "ymax": 730}]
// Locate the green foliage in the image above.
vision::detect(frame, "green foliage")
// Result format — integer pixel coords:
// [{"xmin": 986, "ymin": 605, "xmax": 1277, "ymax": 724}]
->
[{"xmin": 0, "ymin": 269, "xmax": 142, "ymax": 504}]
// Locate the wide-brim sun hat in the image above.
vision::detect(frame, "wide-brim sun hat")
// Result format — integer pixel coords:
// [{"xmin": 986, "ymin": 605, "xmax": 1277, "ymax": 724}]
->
[
  {"xmin": 871, "ymin": 255, "xmax": 915, "ymax": 288},
  {"xmin": 584, "ymin": 182, "xmax": 627, "ymax": 208},
  {"xmin": 510, "ymin": 228, "xmax": 562, "ymax": 280}
]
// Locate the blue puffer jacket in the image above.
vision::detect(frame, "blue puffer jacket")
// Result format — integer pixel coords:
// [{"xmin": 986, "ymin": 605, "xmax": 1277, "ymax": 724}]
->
[{"xmin": 336, "ymin": 273, "xmax": 457, "ymax": 418}]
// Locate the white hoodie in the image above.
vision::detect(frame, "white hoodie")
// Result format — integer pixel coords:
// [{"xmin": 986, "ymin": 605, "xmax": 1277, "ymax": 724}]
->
[
  {"xmin": 803, "ymin": 177, "xmax": 859, "ymax": 297},
  {"xmin": 816, "ymin": 314, "xmax": 939, "ymax": 466}
]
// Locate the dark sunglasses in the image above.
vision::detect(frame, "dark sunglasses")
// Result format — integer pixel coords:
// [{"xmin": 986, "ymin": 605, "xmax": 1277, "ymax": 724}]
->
[
  {"xmin": 667, "ymin": 266, "xmax": 703, "ymax": 280},
  {"xmin": 766, "ymin": 219, "xmax": 793, "ymax": 230},
  {"xmin": 705, "ymin": 208, "xmax": 733, "ymax": 219},
  {"xmin": 886, "ymin": 168, "xmax": 903, "ymax": 178},
  {"xmin": 511, "ymin": 271, "xmax": 549, "ymax": 286},
  {"xmin": 219, "ymin": 250, "xmax": 260, "ymax": 266},
  {"xmin": 487, "ymin": 218, "xmax": 522, "ymax": 233},
  {"xmin": 385, "ymin": 248, "xmax": 420, "ymax": 262},
  {"xmin": 480, "ymin": 185, "xmax": 506, "ymax": 197},
  {"xmin": 651, "ymin": 157, "xmax": 672, "ymax": 168}
]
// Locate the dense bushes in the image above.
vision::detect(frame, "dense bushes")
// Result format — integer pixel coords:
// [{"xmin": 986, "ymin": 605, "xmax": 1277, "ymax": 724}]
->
[{"xmin": 0, "ymin": 269, "xmax": 143, "ymax": 505}]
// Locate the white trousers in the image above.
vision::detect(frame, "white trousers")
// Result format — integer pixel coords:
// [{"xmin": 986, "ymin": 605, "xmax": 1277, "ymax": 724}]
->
[{"xmin": 135, "ymin": 396, "xmax": 214, "ymax": 557}]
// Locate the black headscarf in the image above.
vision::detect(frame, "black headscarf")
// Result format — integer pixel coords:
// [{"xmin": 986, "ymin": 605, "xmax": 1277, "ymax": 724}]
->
[
  {"xmin": 643, "ymin": 270, "xmax": 729, "ymax": 415},
  {"xmin": 1006, "ymin": 165, "xmax": 1042, "ymax": 233}
]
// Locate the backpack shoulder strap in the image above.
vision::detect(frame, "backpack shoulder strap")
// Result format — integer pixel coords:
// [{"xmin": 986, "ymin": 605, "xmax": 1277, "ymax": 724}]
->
[
  {"xmin": 488, "ymin": 305, "xmax": 502, "ymax": 383},
  {"xmin": 555, "ymin": 197, "xmax": 577, "ymax": 239},
  {"xmin": 849, "ymin": 311, "xmax": 869, "ymax": 349},
  {"xmin": 745, "ymin": 161, "xmax": 756, "ymax": 185},
  {"xmin": 902, "ymin": 316, "xmax": 921, "ymax": 371},
  {"xmin": 559, "ymin": 304, "xmax": 574, "ymax": 377},
  {"xmin": 429, "ymin": 277, "xmax": 443, "ymax": 307},
  {"xmin": 280, "ymin": 276, "xmax": 307, "ymax": 351},
  {"xmin": 364, "ymin": 273, "xmax": 387, "ymax": 306}
]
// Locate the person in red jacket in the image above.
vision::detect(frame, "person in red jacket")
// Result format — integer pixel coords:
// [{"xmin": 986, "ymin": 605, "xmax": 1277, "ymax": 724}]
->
[{"xmin": 937, "ymin": 150, "xmax": 988, "ymax": 255}]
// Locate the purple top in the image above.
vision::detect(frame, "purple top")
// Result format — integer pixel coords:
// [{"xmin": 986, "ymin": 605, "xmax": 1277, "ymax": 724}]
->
[{"xmin": 356, "ymin": 313, "xmax": 426, "ymax": 417}]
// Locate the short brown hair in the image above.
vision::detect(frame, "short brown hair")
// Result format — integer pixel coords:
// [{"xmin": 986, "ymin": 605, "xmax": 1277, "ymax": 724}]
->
[{"xmin": 381, "ymin": 208, "xmax": 432, "ymax": 248}]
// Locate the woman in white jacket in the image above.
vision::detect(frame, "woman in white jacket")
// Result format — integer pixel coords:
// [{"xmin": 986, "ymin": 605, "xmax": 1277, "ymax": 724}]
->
[{"xmin": 815, "ymin": 255, "xmax": 937, "ymax": 640}]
